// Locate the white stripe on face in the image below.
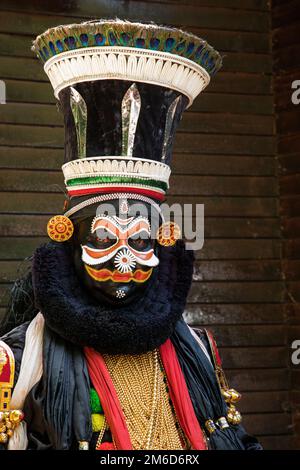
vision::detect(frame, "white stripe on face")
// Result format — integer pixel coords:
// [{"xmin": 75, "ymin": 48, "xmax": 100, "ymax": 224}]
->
[{"xmin": 82, "ymin": 215, "xmax": 159, "ymax": 268}]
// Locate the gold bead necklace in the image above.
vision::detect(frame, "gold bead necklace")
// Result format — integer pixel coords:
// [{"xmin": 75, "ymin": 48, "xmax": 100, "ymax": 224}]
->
[{"xmin": 103, "ymin": 349, "xmax": 184, "ymax": 450}]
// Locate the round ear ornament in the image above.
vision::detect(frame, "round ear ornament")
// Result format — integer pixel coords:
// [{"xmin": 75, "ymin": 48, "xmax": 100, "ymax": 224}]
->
[
  {"xmin": 47, "ymin": 215, "xmax": 74, "ymax": 242},
  {"xmin": 156, "ymin": 222, "xmax": 181, "ymax": 247}
]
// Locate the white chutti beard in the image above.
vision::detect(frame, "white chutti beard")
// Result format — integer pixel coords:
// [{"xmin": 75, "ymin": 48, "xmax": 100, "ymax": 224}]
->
[{"xmin": 81, "ymin": 244, "xmax": 160, "ymax": 268}]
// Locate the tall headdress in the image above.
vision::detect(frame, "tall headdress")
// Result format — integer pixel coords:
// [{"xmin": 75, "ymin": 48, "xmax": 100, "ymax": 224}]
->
[{"xmin": 32, "ymin": 19, "xmax": 222, "ymax": 238}]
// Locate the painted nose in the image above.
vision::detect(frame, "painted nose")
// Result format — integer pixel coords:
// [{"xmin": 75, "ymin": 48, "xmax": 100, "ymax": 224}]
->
[{"xmin": 114, "ymin": 248, "xmax": 137, "ymax": 273}]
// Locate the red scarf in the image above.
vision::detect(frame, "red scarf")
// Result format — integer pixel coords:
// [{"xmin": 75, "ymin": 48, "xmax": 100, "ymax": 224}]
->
[{"xmin": 84, "ymin": 339, "xmax": 207, "ymax": 450}]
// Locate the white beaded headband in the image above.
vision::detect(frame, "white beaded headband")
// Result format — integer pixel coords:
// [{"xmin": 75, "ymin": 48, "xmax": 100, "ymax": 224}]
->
[{"xmin": 64, "ymin": 192, "xmax": 165, "ymax": 222}]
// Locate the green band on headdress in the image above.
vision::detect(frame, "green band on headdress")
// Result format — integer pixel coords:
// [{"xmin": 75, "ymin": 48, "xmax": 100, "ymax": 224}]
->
[{"xmin": 66, "ymin": 175, "xmax": 168, "ymax": 192}]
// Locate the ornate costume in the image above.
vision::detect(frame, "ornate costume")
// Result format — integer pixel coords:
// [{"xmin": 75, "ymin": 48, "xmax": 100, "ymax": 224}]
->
[{"xmin": 0, "ymin": 19, "xmax": 261, "ymax": 450}]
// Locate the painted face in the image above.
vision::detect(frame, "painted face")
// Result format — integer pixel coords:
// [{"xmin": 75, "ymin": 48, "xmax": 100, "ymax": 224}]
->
[{"xmin": 71, "ymin": 200, "xmax": 160, "ymax": 305}]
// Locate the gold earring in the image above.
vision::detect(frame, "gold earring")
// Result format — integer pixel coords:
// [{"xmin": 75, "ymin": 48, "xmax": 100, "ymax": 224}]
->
[
  {"xmin": 47, "ymin": 215, "xmax": 74, "ymax": 242},
  {"xmin": 156, "ymin": 222, "xmax": 181, "ymax": 247}
]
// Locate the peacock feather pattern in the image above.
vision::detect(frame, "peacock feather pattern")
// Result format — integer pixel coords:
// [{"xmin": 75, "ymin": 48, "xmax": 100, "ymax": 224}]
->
[{"xmin": 32, "ymin": 19, "xmax": 222, "ymax": 76}]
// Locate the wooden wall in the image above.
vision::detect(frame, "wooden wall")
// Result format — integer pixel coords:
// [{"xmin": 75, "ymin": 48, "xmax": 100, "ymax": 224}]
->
[
  {"xmin": 273, "ymin": 0, "xmax": 300, "ymax": 449},
  {"xmin": 0, "ymin": 0, "xmax": 295, "ymax": 449}
]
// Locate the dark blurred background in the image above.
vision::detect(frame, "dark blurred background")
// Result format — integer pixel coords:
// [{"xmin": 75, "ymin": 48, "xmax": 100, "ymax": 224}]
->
[{"xmin": 0, "ymin": 0, "xmax": 299, "ymax": 450}]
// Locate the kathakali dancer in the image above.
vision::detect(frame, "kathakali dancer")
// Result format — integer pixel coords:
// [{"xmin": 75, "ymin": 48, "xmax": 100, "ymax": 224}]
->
[{"xmin": 0, "ymin": 19, "xmax": 261, "ymax": 450}]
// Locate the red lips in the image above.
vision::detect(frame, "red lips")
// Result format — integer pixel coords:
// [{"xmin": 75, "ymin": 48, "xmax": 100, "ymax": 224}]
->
[{"xmin": 85, "ymin": 265, "xmax": 153, "ymax": 283}]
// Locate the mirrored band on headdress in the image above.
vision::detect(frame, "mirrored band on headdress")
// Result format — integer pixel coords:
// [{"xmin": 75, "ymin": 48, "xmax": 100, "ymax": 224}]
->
[
  {"xmin": 64, "ymin": 192, "xmax": 164, "ymax": 221},
  {"xmin": 68, "ymin": 83, "xmax": 182, "ymax": 165},
  {"xmin": 162, "ymin": 95, "xmax": 182, "ymax": 163},
  {"xmin": 70, "ymin": 87, "xmax": 87, "ymax": 159},
  {"xmin": 121, "ymin": 83, "xmax": 141, "ymax": 157}
]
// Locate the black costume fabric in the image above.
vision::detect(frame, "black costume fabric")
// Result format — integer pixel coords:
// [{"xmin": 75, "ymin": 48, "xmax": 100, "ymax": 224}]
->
[
  {"xmin": 172, "ymin": 319, "xmax": 262, "ymax": 450},
  {"xmin": 32, "ymin": 240, "xmax": 194, "ymax": 355},
  {"xmin": 23, "ymin": 325, "xmax": 92, "ymax": 450},
  {"xmin": 1, "ymin": 319, "xmax": 261, "ymax": 450},
  {"xmin": 1, "ymin": 240, "xmax": 261, "ymax": 450}
]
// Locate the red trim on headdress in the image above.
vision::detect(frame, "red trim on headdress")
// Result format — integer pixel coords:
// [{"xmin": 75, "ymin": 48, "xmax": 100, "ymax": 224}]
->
[{"xmin": 68, "ymin": 186, "xmax": 165, "ymax": 201}]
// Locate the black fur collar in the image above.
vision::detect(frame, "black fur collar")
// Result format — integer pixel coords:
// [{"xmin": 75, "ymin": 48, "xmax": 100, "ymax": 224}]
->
[{"xmin": 32, "ymin": 241, "xmax": 194, "ymax": 354}]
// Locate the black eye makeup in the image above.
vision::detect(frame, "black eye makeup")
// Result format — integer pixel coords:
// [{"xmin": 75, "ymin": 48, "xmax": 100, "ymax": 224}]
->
[
  {"xmin": 87, "ymin": 228, "xmax": 118, "ymax": 249},
  {"xmin": 128, "ymin": 231, "xmax": 152, "ymax": 251}
]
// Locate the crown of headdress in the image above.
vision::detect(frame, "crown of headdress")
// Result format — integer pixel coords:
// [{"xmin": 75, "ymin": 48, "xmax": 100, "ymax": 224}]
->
[
  {"xmin": 33, "ymin": 19, "xmax": 222, "ymax": 211},
  {"xmin": 32, "ymin": 19, "xmax": 221, "ymax": 104}
]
